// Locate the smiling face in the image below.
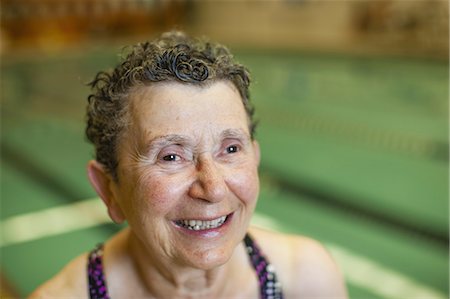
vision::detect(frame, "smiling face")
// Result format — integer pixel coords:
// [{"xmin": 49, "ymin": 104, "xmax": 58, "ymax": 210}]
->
[{"xmin": 107, "ymin": 81, "xmax": 260, "ymax": 270}]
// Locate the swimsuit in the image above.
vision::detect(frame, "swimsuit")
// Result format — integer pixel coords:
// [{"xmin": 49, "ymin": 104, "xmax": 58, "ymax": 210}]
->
[{"xmin": 88, "ymin": 233, "xmax": 284, "ymax": 299}]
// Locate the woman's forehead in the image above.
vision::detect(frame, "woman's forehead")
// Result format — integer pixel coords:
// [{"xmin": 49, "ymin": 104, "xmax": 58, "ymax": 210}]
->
[{"xmin": 128, "ymin": 81, "xmax": 248, "ymax": 128}]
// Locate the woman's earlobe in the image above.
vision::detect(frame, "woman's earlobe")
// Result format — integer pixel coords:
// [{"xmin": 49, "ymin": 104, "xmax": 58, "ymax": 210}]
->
[{"xmin": 87, "ymin": 160, "xmax": 126, "ymax": 224}]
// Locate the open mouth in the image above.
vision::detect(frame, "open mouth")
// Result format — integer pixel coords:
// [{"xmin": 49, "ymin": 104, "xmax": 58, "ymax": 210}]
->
[{"xmin": 174, "ymin": 214, "xmax": 229, "ymax": 231}]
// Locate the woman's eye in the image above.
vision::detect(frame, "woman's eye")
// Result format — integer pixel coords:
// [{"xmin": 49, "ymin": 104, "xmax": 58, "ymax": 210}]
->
[
  {"xmin": 226, "ymin": 145, "xmax": 239, "ymax": 154},
  {"xmin": 162, "ymin": 154, "xmax": 180, "ymax": 162}
]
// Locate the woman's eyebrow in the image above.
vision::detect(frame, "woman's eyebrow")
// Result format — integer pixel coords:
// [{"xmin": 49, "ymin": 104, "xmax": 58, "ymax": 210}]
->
[
  {"xmin": 144, "ymin": 134, "xmax": 192, "ymax": 154},
  {"xmin": 220, "ymin": 128, "xmax": 250, "ymax": 141}
]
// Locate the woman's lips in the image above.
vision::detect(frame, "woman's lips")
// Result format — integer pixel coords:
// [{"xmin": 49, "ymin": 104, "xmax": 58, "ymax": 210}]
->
[{"xmin": 173, "ymin": 213, "xmax": 233, "ymax": 232}]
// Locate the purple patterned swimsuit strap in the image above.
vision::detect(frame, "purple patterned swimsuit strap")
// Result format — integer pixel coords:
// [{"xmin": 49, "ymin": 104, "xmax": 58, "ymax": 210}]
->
[
  {"xmin": 244, "ymin": 234, "xmax": 284, "ymax": 299},
  {"xmin": 87, "ymin": 244, "xmax": 110, "ymax": 299}
]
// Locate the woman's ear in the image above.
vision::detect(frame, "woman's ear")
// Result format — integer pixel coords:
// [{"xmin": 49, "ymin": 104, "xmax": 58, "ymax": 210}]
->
[{"xmin": 87, "ymin": 160, "xmax": 126, "ymax": 224}]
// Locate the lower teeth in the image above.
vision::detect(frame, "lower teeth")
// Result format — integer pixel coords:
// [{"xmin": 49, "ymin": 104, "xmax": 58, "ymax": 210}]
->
[{"xmin": 177, "ymin": 217, "xmax": 227, "ymax": 230}]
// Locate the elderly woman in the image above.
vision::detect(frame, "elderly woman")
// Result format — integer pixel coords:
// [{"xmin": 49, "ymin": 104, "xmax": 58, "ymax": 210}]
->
[{"xmin": 31, "ymin": 32, "xmax": 347, "ymax": 299}]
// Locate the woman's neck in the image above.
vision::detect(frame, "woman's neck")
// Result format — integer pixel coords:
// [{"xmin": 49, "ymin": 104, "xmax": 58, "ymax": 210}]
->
[{"xmin": 126, "ymin": 229, "xmax": 246, "ymax": 299}]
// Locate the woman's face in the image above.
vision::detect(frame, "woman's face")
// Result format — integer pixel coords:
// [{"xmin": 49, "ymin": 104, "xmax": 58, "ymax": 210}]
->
[{"xmin": 112, "ymin": 81, "xmax": 260, "ymax": 270}]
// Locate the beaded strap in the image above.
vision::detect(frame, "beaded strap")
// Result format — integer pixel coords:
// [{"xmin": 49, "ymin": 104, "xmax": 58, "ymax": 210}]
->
[
  {"xmin": 87, "ymin": 244, "xmax": 110, "ymax": 299},
  {"xmin": 244, "ymin": 234, "xmax": 284, "ymax": 299}
]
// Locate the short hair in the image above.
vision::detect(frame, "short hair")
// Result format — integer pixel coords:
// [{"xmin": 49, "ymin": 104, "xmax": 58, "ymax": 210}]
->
[{"xmin": 86, "ymin": 31, "xmax": 256, "ymax": 180}]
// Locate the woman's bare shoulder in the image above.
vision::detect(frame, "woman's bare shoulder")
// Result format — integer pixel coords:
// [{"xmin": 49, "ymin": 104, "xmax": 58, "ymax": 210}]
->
[
  {"xmin": 28, "ymin": 253, "xmax": 89, "ymax": 299},
  {"xmin": 248, "ymin": 226, "xmax": 348, "ymax": 298}
]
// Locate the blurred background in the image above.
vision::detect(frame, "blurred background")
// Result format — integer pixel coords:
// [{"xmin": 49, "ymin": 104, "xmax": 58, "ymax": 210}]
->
[{"xmin": 0, "ymin": 0, "xmax": 448, "ymax": 298}]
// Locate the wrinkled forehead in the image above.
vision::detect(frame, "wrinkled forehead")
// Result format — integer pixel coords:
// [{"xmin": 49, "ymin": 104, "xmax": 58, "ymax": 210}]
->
[
  {"xmin": 122, "ymin": 80, "xmax": 250, "ymax": 143},
  {"xmin": 127, "ymin": 80, "xmax": 247, "ymax": 123}
]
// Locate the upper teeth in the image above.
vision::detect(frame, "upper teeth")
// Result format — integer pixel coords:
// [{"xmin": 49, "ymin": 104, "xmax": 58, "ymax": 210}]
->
[{"xmin": 177, "ymin": 216, "xmax": 227, "ymax": 231}]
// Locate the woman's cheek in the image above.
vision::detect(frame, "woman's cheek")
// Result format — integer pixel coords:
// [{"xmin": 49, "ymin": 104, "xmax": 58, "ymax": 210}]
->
[
  {"xmin": 137, "ymin": 172, "xmax": 192, "ymax": 213},
  {"xmin": 227, "ymin": 167, "xmax": 260, "ymax": 205}
]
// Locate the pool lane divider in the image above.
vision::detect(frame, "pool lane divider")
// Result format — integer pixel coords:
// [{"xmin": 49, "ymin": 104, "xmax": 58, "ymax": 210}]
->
[{"xmin": 0, "ymin": 198, "xmax": 108, "ymax": 247}]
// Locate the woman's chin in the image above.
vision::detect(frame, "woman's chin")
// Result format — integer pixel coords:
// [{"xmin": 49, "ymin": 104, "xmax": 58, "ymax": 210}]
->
[{"xmin": 182, "ymin": 247, "xmax": 233, "ymax": 271}]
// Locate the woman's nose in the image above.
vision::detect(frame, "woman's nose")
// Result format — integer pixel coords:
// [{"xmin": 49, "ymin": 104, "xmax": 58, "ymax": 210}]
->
[{"xmin": 188, "ymin": 156, "xmax": 228, "ymax": 203}]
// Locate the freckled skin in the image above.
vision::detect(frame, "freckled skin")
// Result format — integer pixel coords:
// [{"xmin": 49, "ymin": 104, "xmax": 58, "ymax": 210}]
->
[{"xmin": 110, "ymin": 81, "xmax": 260, "ymax": 270}]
